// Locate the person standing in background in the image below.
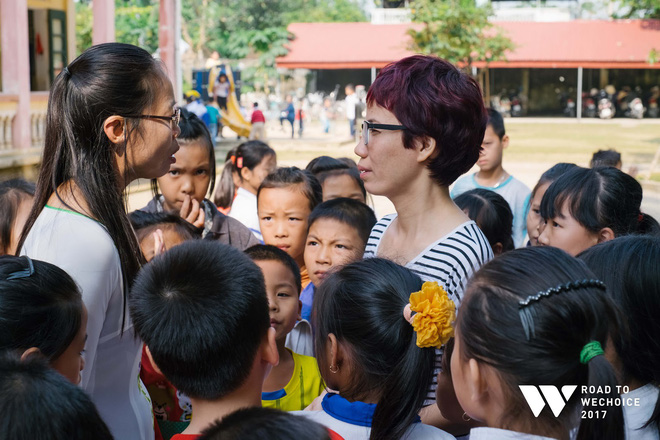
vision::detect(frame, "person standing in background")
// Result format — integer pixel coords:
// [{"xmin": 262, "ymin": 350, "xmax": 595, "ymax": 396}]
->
[{"xmin": 344, "ymin": 84, "xmax": 357, "ymax": 138}]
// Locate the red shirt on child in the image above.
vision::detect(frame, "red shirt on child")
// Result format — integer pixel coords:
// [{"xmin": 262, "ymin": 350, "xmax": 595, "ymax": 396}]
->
[{"xmin": 251, "ymin": 109, "xmax": 265, "ymax": 123}]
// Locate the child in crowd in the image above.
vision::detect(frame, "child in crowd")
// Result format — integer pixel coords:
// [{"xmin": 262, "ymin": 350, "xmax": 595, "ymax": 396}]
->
[
  {"xmin": 227, "ymin": 140, "xmax": 277, "ymax": 242},
  {"xmin": 302, "ymin": 198, "xmax": 376, "ymax": 322},
  {"xmin": 590, "ymin": 148, "xmax": 622, "ymax": 168},
  {"xmin": 525, "ymin": 163, "xmax": 577, "ymax": 246},
  {"xmin": 0, "ymin": 178, "xmax": 34, "ymax": 255},
  {"xmin": 451, "ymin": 108, "xmax": 531, "ymax": 248},
  {"xmin": 0, "ymin": 255, "xmax": 86, "ymax": 385},
  {"xmin": 250, "ymin": 102, "xmax": 266, "ymax": 141},
  {"xmin": 306, "ymin": 156, "xmax": 366, "ymax": 203},
  {"xmin": 298, "ymin": 258, "xmax": 455, "ymax": 440},
  {"xmin": 204, "ymin": 100, "xmax": 220, "ymax": 146},
  {"xmin": 245, "ymin": 245, "xmax": 324, "ymax": 411},
  {"xmin": 129, "ymin": 211, "xmax": 200, "ymax": 262},
  {"xmin": 258, "ymin": 167, "xmax": 322, "ymax": 289},
  {"xmin": 580, "ymin": 236, "xmax": 660, "ymax": 440},
  {"xmin": 141, "ymin": 109, "xmax": 259, "ymax": 250},
  {"xmin": 214, "ymin": 148, "xmax": 240, "ymax": 215},
  {"xmin": 0, "ymin": 354, "xmax": 113, "ymax": 440},
  {"xmin": 538, "ymin": 166, "xmax": 659, "ymax": 256},
  {"xmin": 129, "ymin": 241, "xmax": 279, "ymax": 439},
  {"xmin": 198, "ymin": 407, "xmax": 335, "ymax": 440},
  {"xmin": 452, "ymin": 246, "xmax": 624, "ymax": 440},
  {"xmin": 454, "ymin": 188, "xmax": 514, "ymax": 255}
]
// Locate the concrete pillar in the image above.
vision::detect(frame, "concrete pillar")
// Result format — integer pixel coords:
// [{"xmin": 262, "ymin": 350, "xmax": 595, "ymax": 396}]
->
[
  {"xmin": 0, "ymin": 0, "xmax": 31, "ymax": 149},
  {"xmin": 93, "ymin": 0, "xmax": 115, "ymax": 45},
  {"xmin": 159, "ymin": 0, "xmax": 178, "ymax": 98},
  {"xmin": 599, "ymin": 69, "xmax": 609, "ymax": 89}
]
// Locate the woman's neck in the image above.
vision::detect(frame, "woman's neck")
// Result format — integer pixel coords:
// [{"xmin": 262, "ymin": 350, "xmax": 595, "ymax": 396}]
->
[{"xmin": 389, "ymin": 180, "xmax": 466, "ymax": 237}]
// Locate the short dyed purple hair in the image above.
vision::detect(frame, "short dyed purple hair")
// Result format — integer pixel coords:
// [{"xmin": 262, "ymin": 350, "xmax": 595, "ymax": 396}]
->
[{"xmin": 367, "ymin": 55, "xmax": 487, "ymax": 186}]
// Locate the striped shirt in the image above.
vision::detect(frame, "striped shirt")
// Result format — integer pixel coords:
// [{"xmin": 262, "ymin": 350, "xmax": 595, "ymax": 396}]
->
[{"xmin": 364, "ymin": 214, "xmax": 493, "ymax": 403}]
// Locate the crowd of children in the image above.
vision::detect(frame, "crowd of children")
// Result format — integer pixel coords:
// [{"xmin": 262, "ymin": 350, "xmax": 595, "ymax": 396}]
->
[{"xmin": 1, "ymin": 46, "xmax": 659, "ymax": 440}]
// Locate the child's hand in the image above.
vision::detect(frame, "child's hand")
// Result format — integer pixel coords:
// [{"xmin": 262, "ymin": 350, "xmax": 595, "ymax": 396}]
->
[
  {"xmin": 180, "ymin": 195, "xmax": 205, "ymax": 229},
  {"xmin": 152, "ymin": 229, "xmax": 166, "ymax": 258},
  {"xmin": 304, "ymin": 389, "xmax": 328, "ymax": 411}
]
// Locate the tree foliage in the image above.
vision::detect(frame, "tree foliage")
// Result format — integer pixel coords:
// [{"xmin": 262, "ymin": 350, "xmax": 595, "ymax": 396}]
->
[
  {"xmin": 408, "ymin": 0, "xmax": 514, "ymax": 69},
  {"xmin": 614, "ymin": 0, "xmax": 660, "ymax": 18}
]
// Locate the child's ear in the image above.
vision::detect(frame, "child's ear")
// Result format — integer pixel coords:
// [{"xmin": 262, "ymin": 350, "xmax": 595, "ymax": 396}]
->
[
  {"xmin": 144, "ymin": 346, "xmax": 164, "ymax": 376},
  {"xmin": 501, "ymin": 134, "xmax": 510, "ymax": 149},
  {"xmin": 597, "ymin": 227, "xmax": 615, "ymax": 244},
  {"xmin": 416, "ymin": 136, "xmax": 437, "ymax": 163},
  {"xmin": 20, "ymin": 347, "xmax": 42, "ymax": 361},
  {"xmin": 240, "ymin": 166, "xmax": 252, "ymax": 182},
  {"xmin": 261, "ymin": 327, "xmax": 279, "ymax": 367},
  {"xmin": 103, "ymin": 116, "xmax": 127, "ymax": 148},
  {"xmin": 466, "ymin": 358, "xmax": 488, "ymax": 405},
  {"xmin": 492, "ymin": 242, "xmax": 503, "ymax": 255}
]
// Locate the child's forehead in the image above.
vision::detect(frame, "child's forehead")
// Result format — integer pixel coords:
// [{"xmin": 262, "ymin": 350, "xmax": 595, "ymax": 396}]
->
[
  {"xmin": 310, "ymin": 217, "xmax": 361, "ymax": 239},
  {"xmin": 254, "ymin": 258, "xmax": 299, "ymax": 283},
  {"xmin": 260, "ymin": 185, "xmax": 311, "ymax": 207}
]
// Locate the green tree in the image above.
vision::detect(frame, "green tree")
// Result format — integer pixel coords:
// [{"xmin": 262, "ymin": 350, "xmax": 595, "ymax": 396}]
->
[
  {"xmin": 614, "ymin": 0, "xmax": 660, "ymax": 18},
  {"xmin": 408, "ymin": 0, "xmax": 514, "ymax": 69}
]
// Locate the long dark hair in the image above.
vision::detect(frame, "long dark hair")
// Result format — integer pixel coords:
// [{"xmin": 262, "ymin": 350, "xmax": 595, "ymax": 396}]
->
[
  {"xmin": 458, "ymin": 247, "xmax": 624, "ymax": 440},
  {"xmin": 540, "ymin": 166, "xmax": 660, "ymax": 237},
  {"xmin": 313, "ymin": 258, "xmax": 435, "ymax": 440},
  {"xmin": 0, "ymin": 179, "xmax": 35, "ymax": 255},
  {"xmin": 579, "ymin": 236, "xmax": 660, "ymax": 436},
  {"xmin": 150, "ymin": 108, "xmax": 216, "ymax": 200},
  {"xmin": 17, "ymin": 43, "xmax": 165, "ymax": 307}
]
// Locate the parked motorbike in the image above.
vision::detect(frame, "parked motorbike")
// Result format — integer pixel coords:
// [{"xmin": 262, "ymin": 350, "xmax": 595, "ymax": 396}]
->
[
  {"xmin": 564, "ymin": 98, "xmax": 576, "ymax": 117},
  {"xmin": 510, "ymin": 95, "xmax": 523, "ymax": 117},
  {"xmin": 647, "ymin": 87, "xmax": 659, "ymax": 118},
  {"xmin": 583, "ymin": 92, "xmax": 597, "ymax": 118},
  {"xmin": 626, "ymin": 97, "xmax": 645, "ymax": 119},
  {"xmin": 598, "ymin": 96, "xmax": 614, "ymax": 119}
]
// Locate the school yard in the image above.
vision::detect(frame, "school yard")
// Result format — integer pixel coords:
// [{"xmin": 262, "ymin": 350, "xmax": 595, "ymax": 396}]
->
[{"xmin": 126, "ymin": 117, "xmax": 660, "ymax": 219}]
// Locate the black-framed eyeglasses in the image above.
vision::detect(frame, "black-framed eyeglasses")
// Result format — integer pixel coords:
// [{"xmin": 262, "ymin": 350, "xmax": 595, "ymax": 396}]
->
[
  {"xmin": 127, "ymin": 107, "xmax": 181, "ymax": 131},
  {"xmin": 361, "ymin": 120, "xmax": 407, "ymax": 146}
]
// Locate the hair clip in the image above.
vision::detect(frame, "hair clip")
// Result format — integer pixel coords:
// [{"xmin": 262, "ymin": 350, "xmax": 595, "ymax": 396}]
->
[
  {"xmin": 230, "ymin": 155, "xmax": 236, "ymax": 165},
  {"xmin": 518, "ymin": 279, "xmax": 606, "ymax": 340},
  {"xmin": 236, "ymin": 157, "xmax": 243, "ymax": 169},
  {"xmin": 404, "ymin": 281, "xmax": 455, "ymax": 349},
  {"xmin": 5, "ymin": 256, "xmax": 35, "ymax": 281}
]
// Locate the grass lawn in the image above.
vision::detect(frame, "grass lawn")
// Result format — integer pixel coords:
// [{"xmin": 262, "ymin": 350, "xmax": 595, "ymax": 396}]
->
[{"xmin": 503, "ymin": 119, "xmax": 660, "ymax": 167}]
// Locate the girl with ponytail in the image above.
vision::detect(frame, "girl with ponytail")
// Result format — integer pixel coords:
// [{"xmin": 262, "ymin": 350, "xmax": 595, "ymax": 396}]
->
[
  {"xmin": 298, "ymin": 258, "xmax": 455, "ymax": 440},
  {"xmin": 224, "ymin": 140, "xmax": 276, "ymax": 241},
  {"xmin": 452, "ymin": 246, "xmax": 624, "ymax": 440}
]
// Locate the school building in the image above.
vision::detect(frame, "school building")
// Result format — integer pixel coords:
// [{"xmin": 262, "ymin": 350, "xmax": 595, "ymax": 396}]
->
[
  {"xmin": 276, "ymin": 20, "xmax": 660, "ymax": 115},
  {"xmin": 0, "ymin": 0, "xmax": 179, "ymax": 178}
]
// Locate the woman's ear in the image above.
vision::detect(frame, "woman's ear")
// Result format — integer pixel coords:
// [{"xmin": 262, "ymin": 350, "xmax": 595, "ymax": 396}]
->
[
  {"xmin": 20, "ymin": 347, "xmax": 42, "ymax": 361},
  {"xmin": 103, "ymin": 116, "xmax": 126, "ymax": 147},
  {"xmin": 597, "ymin": 227, "xmax": 615, "ymax": 243},
  {"xmin": 416, "ymin": 137, "xmax": 438, "ymax": 163}
]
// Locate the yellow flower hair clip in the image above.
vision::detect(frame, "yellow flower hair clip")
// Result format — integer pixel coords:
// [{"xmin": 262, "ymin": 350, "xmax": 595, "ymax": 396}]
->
[{"xmin": 403, "ymin": 281, "xmax": 456, "ymax": 349}]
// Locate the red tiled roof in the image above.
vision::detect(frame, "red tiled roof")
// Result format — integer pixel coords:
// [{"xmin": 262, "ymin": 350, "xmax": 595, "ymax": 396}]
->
[{"xmin": 276, "ymin": 20, "xmax": 660, "ymax": 69}]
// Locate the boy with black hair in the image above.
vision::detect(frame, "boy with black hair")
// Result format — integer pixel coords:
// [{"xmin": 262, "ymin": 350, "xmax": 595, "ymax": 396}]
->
[
  {"xmin": 129, "ymin": 240, "xmax": 278, "ymax": 439},
  {"xmin": 302, "ymin": 198, "xmax": 377, "ymax": 322},
  {"xmin": 590, "ymin": 148, "xmax": 622, "ymax": 169},
  {"xmin": 451, "ymin": 108, "xmax": 530, "ymax": 248},
  {"xmin": 0, "ymin": 353, "xmax": 113, "ymax": 440},
  {"xmin": 245, "ymin": 245, "xmax": 325, "ymax": 411},
  {"xmin": 197, "ymin": 407, "xmax": 334, "ymax": 440}
]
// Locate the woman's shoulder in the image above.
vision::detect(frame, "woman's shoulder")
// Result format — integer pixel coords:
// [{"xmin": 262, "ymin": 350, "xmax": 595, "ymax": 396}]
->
[{"xmin": 23, "ymin": 207, "xmax": 121, "ymax": 271}]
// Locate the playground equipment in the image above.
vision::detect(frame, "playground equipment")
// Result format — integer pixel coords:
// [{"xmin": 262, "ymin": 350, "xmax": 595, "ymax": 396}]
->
[{"xmin": 207, "ymin": 64, "xmax": 251, "ymax": 138}]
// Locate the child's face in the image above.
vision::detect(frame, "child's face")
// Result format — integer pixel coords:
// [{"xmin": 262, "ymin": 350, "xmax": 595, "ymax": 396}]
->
[
  {"xmin": 322, "ymin": 174, "xmax": 365, "ymax": 204},
  {"xmin": 51, "ymin": 305, "xmax": 87, "ymax": 385},
  {"xmin": 255, "ymin": 259, "xmax": 301, "ymax": 343},
  {"xmin": 139, "ymin": 227, "xmax": 187, "ymax": 262},
  {"xmin": 304, "ymin": 218, "xmax": 365, "ymax": 286},
  {"xmin": 241, "ymin": 154, "xmax": 276, "ymax": 195},
  {"xmin": 537, "ymin": 202, "xmax": 599, "ymax": 256},
  {"xmin": 526, "ymin": 182, "xmax": 550, "ymax": 246},
  {"xmin": 477, "ymin": 125, "xmax": 508, "ymax": 173},
  {"xmin": 157, "ymin": 140, "xmax": 211, "ymax": 212},
  {"xmin": 259, "ymin": 186, "xmax": 311, "ymax": 266}
]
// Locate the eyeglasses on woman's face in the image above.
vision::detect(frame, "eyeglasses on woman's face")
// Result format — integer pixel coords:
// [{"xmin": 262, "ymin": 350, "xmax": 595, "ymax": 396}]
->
[
  {"xmin": 127, "ymin": 107, "xmax": 181, "ymax": 132},
  {"xmin": 360, "ymin": 120, "xmax": 407, "ymax": 146}
]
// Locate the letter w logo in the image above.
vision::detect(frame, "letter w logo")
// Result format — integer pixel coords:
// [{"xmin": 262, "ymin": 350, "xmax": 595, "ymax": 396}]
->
[{"xmin": 519, "ymin": 385, "xmax": 577, "ymax": 417}]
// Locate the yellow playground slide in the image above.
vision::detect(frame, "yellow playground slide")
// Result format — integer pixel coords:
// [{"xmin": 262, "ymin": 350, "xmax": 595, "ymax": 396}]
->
[{"xmin": 208, "ymin": 65, "xmax": 251, "ymax": 138}]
